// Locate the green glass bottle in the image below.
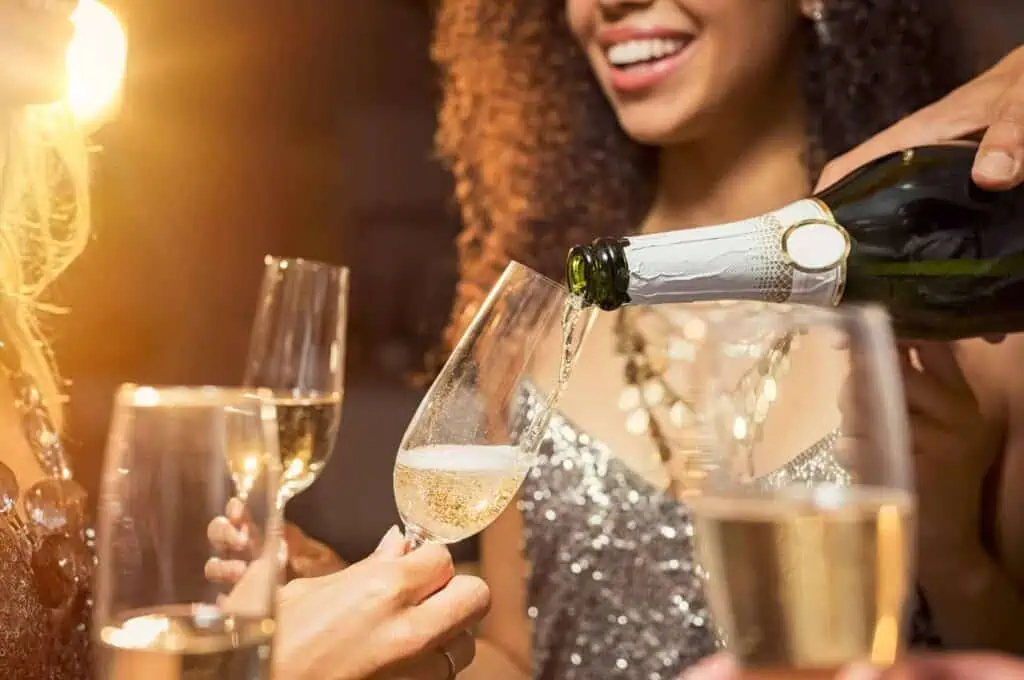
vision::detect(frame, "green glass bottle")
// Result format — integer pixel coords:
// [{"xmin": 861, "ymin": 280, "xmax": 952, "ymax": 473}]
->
[{"xmin": 565, "ymin": 142, "xmax": 1024, "ymax": 340}]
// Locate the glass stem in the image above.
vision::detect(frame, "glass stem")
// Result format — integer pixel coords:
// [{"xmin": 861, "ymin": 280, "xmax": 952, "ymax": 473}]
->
[{"xmin": 404, "ymin": 524, "xmax": 427, "ymax": 551}]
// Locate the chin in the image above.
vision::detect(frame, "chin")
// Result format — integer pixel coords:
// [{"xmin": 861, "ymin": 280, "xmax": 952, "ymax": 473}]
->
[
  {"xmin": 620, "ymin": 123, "xmax": 682, "ymax": 146},
  {"xmin": 614, "ymin": 109, "xmax": 699, "ymax": 147},
  {"xmin": 610, "ymin": 90, "xmax": 709, "ymax": 147}
]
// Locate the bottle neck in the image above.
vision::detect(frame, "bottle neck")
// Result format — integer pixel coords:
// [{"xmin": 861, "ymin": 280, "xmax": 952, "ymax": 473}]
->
[
  {"xmin": 567, "ymin": 238, "xmax": 631, "ymax": 310},
  {"xmin": 619, "ymin": 198, "xmax": 845, "ymax": 307}
]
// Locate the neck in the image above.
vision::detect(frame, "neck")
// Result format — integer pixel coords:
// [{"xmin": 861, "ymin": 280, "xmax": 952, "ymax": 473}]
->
[{"xmin": 644, "ymin": 71, "xmax": 810, "ymax": 233}]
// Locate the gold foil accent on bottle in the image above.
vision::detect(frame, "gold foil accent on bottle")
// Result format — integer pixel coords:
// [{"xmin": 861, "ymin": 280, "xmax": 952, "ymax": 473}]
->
[{"xmin": 751, "ymin": 213, "xmax": 794, "ymax": 303}]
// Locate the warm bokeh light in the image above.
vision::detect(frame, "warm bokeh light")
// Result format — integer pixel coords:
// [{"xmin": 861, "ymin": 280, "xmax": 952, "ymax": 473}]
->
[{"xmin": 66, "ymin": 0, "xmax": 128, "ymax": 126}]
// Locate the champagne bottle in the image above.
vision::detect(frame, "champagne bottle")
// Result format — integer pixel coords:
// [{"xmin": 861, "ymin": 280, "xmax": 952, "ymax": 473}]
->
[{"xmin": 565, "ymin": 141, "xmax": 1024, "ymax": 339}]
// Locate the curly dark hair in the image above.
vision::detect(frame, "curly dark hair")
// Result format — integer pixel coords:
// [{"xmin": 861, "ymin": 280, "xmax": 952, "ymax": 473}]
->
[{"xmin": 432, "ymin": 0, "xmax": 968, "ymax": 353}]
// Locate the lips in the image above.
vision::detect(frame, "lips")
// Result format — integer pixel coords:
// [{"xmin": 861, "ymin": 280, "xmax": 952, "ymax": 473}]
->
[{"xmin": 598, "ymin": 27, "xmax": 696, "ymax": 94}]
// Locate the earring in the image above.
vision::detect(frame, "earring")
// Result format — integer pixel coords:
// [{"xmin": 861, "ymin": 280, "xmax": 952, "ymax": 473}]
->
[{"xmin": 809, "ymin": 2, "xmax": 832, "ymax": 46}]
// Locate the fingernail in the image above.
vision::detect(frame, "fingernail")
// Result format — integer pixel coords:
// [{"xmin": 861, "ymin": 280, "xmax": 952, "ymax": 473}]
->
[
  {"xmin": 975, "ymin": 151, "xmax": 1017, "ymax": 181},
  {"xmin": 375, "ymin": 525, "xmax": 402, "ymax": 552},
  {"xmin": 837, "ymin": 662, "xmax": 883, "ymax": 680},
  {"xmin": 679, "ymin": 654, "xmax": 737, "ymax": 680}
]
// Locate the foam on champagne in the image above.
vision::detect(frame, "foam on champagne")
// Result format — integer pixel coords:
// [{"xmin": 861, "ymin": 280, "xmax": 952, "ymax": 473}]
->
[
  {"xmin": 394, "ymin": 444, "xmax": 529, "ymax": 544},
  {"xmin": 395, "ymin": 444, "xmax": 523, "ymax": 471}
]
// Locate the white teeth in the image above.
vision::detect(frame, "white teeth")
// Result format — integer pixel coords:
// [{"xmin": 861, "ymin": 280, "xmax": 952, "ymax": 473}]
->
[{"xmin": 606, "ymin": 39, "xmax": 687, "ymax": 67}]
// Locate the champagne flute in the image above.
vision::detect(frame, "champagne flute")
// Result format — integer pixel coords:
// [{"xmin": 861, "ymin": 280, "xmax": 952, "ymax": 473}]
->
[
  {"xmin": 243, "ymin": 256, "xmax": 347, "ymax": 505},
  {"xmin": 394, "ymin": 261, "xmax": 594, "ymax": 548},
  {"xmin": 692, "ymin": 304, "xmax": 914, "ymax": 674},
  {"xmin": 93, "ymin": 385, "xmax": 282, "ymax": 680}
]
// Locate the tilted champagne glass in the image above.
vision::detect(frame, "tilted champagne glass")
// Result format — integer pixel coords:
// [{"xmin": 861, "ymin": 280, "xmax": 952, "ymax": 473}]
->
[
  {"xmin": 692, "ymin": 304, "xmax": 915, "ymax": 674},
  {"xmin": 93, "ymin": 386, "xmax": 282, "ymax": 680},
  {"xmin": 243, "ymin": 256, "xmax": 348, "ymax": 506},
  {"xmin": 393, "ymin": 261, "xmax": 594, "ymax": 548}
]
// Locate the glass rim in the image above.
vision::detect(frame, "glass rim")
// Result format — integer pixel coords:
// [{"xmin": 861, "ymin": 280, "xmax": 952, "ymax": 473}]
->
[
  {"xmin": 502, "ymin": 260, "xmax": 567, "ymax": 295},
  {"xmin": 114, "ymin": 384, "xmax": 276, "ymax": 409},
  {"xmin": 262, "ymin": 254, "xmax": 350, "ymax": 278}
]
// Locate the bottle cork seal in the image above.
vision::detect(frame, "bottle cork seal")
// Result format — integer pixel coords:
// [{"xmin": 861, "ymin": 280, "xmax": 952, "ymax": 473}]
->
[{"xmin": 781, "ymin": 219, "xmax": 851, "ymax": 274}]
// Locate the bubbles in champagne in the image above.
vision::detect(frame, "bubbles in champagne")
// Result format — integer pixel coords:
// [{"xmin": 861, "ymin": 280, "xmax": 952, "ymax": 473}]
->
[
  {"xmin": 520, "ymin": 293, "xmax": 592, "ymax": 451},
  {"xmin": 561, "ymin": 293, "xmax": 590, "ymax": 381},
  {"xmin": 224, "ymin": 393, "xmax": 342, "ymax": 503},
  {"xmin": 274, "ymin": 393, "xmax": 343, "ymax": 500},
  {"xmin": 393, "ymin": 445, "xmax": 528, "ymax": 543}
]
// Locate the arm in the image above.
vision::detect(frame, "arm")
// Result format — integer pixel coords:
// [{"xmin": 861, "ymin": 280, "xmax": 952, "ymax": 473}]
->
[
  {"xmin": 460, "ymin": 502, "xmax": 532, "ymax": 680},
  {"xmin": 914, "ymin": 338, "xmax": 1024, "ymax": 653},
  {"xmin": 815, "ymin": 45, "xmax": 1024, "ymax": 192},
  {"xmin": 917, "ymin": 544, "xmax": 1024, "ymax": 653}
]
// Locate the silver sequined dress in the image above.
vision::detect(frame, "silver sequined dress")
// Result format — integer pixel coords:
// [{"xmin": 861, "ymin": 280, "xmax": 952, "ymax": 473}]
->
[{"xmin": 514, "ymin": 384, "xmax": 938, "ymax": 680}]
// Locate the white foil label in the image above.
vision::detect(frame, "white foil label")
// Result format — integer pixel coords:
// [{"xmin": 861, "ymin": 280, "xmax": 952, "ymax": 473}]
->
[{"xmin": 623, "ymin": 199, "xmax": 844, "ymax": 306}]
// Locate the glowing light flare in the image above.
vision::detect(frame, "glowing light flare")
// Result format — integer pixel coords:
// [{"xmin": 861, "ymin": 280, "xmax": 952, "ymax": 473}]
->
[{"xmin": 65, "ymin": 0, "xmax": 127, "ymax": 126}]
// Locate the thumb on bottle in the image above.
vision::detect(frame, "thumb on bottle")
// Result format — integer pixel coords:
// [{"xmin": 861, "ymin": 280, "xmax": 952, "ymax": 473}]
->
[
  {"xmin": 973, "ymin": 73, "xmax": 1024, "ymax": 191},
  {"xmin": 973, "ymin": 148, "xmax": 1022, "ymax": 190}
]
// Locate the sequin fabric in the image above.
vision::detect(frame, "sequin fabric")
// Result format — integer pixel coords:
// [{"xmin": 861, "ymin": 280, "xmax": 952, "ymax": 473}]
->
[
  {"xmin": 514, "ymin": 384, "xmax": 939, "ymax": 680},
  {"xmin": 0, "ymin": 337, "xmax": 94, "ymax": 679},
  {"xmin": 0, "ymin": 517, "xmax": 93, "ymax": 679}
]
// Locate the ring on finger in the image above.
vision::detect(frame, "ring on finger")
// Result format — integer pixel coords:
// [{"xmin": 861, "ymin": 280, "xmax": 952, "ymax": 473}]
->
[{"xmin": 441, "ymin": 647, "xmax": 457, "ymax": 680}]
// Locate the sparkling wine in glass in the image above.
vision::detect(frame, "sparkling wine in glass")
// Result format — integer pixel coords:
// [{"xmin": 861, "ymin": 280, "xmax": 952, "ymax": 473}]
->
[
  {"xmin": 692, "ymin": 304, "xmax": 914, "ymax": 674},
  {"xmin": 94, "ymin": 386, "xmax": 282, "ymax": 680},
  {"xmin": 242, "ymin": 256, "xmax": 347, "ymax": 505},
  {"xmin": 394, "ymin": 262, "xmax": 594, "ymax": 548}
]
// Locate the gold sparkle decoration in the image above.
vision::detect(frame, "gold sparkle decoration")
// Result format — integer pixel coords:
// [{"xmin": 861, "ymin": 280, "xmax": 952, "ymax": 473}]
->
[{"xmin": 613, "ymin": 304, "xmax": 798, "ymax": 494}]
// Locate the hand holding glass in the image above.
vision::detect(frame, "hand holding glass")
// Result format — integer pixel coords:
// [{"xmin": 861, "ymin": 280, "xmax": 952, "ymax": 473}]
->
[{"xmin": 93, "ymin": 386, "xmax": 282, "ymax": 680}]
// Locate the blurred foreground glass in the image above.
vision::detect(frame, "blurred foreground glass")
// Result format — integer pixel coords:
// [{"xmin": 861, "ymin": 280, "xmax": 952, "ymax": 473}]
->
[
  {"xmin": 244, "ymin": 256, "xmax": 347, "ymax": 506},
  {"xmin": 94, "ymin": 386, "xmax": 282, "ymax": 680},
  {"xmin": 693, "ymin": 304, "xmax": 914, "ymax": 673},
  {"xmin": 394, "ymin": 262, "xmax": 594, "ymax": 548}
]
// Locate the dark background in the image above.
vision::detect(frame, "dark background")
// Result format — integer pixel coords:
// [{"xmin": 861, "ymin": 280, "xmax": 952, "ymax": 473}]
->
[
  {"xmin": 56, "ymin": 0, "xmax": 469, "ymax": 563},
  {"xmin": 51, "ymin": 1, "xmax": 1023, "ymax": 564}
]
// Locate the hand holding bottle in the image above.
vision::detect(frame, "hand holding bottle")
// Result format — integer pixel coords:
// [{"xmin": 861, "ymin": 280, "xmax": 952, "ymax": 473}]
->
[
  {"xmin": 816, "ymin": 46, "xmax": 1024, "ymax": 192},
  {"xmin": 568, "ymin": 141, "xmax": 1024, "ymax": 339}
]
